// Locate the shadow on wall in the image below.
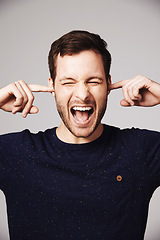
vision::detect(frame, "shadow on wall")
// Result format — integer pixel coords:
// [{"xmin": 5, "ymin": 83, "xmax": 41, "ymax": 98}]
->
[
  {"xmin": 0, "ymin": 0, "xmax": 27, "ymax": 5},
  {"xmin": 134, "ymin": 0, "xmax": 160, "ymax": 5}
]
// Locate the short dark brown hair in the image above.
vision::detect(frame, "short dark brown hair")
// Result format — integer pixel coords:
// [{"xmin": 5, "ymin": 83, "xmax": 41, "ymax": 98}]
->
[{"xmin": 48, "ymin": 30, "xmax": 111, "ymax": 83}]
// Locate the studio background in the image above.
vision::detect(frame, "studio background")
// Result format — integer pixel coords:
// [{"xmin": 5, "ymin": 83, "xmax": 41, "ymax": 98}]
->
[{"xmin": 0, "ymin": 0, "xmax": 160, "ymax": 239}]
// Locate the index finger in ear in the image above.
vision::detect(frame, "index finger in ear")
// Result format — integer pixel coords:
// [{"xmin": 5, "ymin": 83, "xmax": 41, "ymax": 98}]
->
[
  {"xmin": 108, "ymin": 79, "xmax": 130, "ymax": 90},
  {"xmin": 28, "ymin": 84, "xmax": 54, "ymax": 93}
]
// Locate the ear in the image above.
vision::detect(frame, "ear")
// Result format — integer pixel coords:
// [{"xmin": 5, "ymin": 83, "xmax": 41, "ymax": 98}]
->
[
  {"xmin": 48, "ymin": 77, "xmax": 55, "ymax": 97},
  {"xmin": 107, "ymin": 75, "xmax": 111, "ymax": 95}
]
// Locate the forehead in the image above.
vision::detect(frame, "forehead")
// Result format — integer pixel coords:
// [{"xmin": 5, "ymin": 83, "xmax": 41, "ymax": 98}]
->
[{"xmin": 55, "ymin": 50, "xmax": 105, "ymax": 79}]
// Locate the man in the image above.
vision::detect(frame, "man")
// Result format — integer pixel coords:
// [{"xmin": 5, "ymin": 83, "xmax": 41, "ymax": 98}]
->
[{"xmin": 0, "ymin": 30, "xmax": 160, "ymax": 240}]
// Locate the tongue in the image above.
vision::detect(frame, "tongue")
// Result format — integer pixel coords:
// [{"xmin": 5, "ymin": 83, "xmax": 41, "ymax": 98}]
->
[{"xmin": 75, "ymin": 110, "xmax": 89, "ymax": 122}]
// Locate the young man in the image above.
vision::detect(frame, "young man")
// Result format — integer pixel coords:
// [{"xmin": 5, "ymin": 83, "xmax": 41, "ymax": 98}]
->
[{"xmin": 0, "ymin": 30, "xmax": 160, "ymax": 240}]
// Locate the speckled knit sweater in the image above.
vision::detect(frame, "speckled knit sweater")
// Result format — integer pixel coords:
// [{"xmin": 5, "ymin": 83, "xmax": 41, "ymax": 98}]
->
[{"xmin": 0, "ymin": 124, "xmax": 160, "ymax": 240}]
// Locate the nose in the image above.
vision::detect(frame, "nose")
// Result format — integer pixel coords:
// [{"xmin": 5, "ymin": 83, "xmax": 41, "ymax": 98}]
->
[{"xmin": 74, "ymin": 82, "xmax": 90, "ymax": 101}]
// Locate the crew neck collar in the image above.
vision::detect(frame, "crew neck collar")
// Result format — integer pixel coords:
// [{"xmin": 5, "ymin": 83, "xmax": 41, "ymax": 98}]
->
[{"xmin": 52, "ymin": 124, "xmax": 110, "ymax": 151}]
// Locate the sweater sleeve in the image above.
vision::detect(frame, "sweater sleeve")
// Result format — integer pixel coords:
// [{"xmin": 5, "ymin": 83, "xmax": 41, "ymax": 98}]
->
[
  {"xmin": 122, "ymin": 128, "xmax": 160, "ymax": 191},
  {"xmin": 0, "ymin": 130, "xmax": 30, "ymax": 190}
]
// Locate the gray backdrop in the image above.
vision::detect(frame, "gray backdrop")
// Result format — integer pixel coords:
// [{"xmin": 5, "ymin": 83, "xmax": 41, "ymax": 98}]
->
[{"xmin": 0, "ymin": 0, "xmax": 160, "ymax": 239}]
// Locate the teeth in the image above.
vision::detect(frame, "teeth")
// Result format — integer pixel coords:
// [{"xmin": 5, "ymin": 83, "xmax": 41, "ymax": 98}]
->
[{"xmin": 72, "ymin": 106, "xmax": 92, "ymax": 111}]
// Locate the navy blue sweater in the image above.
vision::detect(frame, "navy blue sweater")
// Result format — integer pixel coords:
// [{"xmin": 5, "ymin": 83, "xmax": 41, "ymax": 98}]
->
[{"xmin": 0, "ymin": 124, "xmax": 160, "ymax": 240}]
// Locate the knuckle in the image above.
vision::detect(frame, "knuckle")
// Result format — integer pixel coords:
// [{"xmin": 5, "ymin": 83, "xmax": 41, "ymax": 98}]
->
[
  {"xmin": 10, "ymin": 82, "xmax": 16, "ymax": 88},
  {"xmin": 147, "ymin": 78, "xmax": 152, "ymax": 84},
  {"xmin": 128, "ymin": 85, "xmax": 133, "ymax": 90},
  {"xmin": 29, "ymin": 94, "xmax": 34, "ymax": 102},
  {"xmin": 18, "ymin": 95, "xmax": 23, "ymax": 101},
  {"xmin": 23, "ymin": 96, "xmax": 28, "ymax": 103},
  {"xmin": 18, "ymin": 80, "xmax": 25, "ymax": 84},
  {"xmin": 122, "ymin": 85, "xmax": 127, "ymax": 91},
  {"xmin": 133, "ymin": 92, "xmax": 137, "ymax": 97},
  {"xmin": 136, "ymin": 74, "xmax": 143, "ymax": 78},
  {"xmin": 133, "ymin": 86, "xmax": 138, "ymax": 92}
]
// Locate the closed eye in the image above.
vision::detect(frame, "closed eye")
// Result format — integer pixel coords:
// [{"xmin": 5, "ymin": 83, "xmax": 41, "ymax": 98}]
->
[
  {"xmin": 88, "ymin": 81, "xmax": 101, "ymax": 85},
  {"xmin": 87, "ymin": 77, "xmax": 103, "ymax": 85},
  {"xmin": 62, "ymin": 82, "xmax": 76, "ymax": 86},
  {"xmin": 60, "ymin": 78, "xmax": 76, "ymax": 86}
]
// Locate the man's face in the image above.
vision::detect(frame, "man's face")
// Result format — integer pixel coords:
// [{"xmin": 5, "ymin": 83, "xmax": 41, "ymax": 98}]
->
[{"xmin": 52, "ymin": 50, "xmax": 110, "ymax": 142}]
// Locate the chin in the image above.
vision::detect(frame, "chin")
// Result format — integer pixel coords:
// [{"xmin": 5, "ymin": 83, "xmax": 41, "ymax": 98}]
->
[
  {"xmin": 72, "ymin": 130, "xmax": 93, "ymax": 139},
  {"xmin": 68, "ymin": 122, "xmax": 100, "ymax": 139}
]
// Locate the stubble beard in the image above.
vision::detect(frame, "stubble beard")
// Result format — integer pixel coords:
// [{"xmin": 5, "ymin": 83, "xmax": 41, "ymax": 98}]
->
[{"xmin": 55, "ymin": 98, "xmax": 108, "ymax": 139}]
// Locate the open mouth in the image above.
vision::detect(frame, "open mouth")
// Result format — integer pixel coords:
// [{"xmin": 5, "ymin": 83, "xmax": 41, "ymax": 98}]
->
[{"xmin": 71, "ymin": 106, "xmax": 94, "ymax": 124}]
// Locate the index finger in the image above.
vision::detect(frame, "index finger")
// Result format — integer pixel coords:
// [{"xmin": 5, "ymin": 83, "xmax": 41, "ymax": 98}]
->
[
  {"xmin": 108, "ymin": 79, "xmax": 130, "ymax": 90},
  {"xmin": 28, "ymin": 84, "xmax": 54, "ymax": 92}
]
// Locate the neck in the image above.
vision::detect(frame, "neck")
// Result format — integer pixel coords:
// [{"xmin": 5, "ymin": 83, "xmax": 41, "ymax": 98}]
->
[{"xmin": 56, "ymin": 122, "xmax": 104, "ymax": 144}]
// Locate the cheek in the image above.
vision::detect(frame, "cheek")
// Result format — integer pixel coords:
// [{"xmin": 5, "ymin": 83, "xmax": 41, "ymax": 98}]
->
[
  {"xmin": 93, "ymin": 89, "xmax": 108, "ymax": 105},
  {"xmin": 55, "ymin": 89, "xmax": 72, "ymax": 108}
]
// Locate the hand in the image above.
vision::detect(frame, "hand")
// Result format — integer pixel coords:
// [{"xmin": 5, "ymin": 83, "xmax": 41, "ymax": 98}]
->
[
  {"xmin": 108, "ymin": 75, "xmax": 160, "ymax": 107},
  {"xmin": 0, "ymin": 80, "xmax": 54, "ymax": 117}
]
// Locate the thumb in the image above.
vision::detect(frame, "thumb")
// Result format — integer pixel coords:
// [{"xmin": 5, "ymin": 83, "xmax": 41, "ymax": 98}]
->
[
  {"xmin": 29, "ymin": 105, "xmax": 39, "ymax": 114},
  {"xmin": 120, "ymin": 99, "xmax": 140, "ymax": 107},
  {"xmin": 120, "ymin": 99, "xmax": 131, "ymax": 107}
]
